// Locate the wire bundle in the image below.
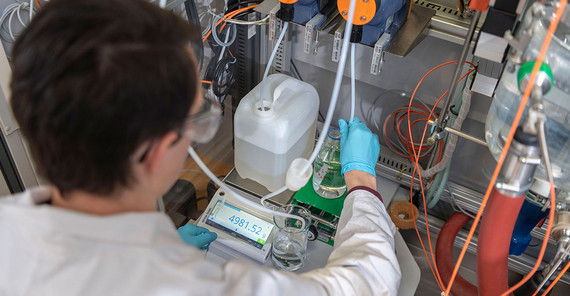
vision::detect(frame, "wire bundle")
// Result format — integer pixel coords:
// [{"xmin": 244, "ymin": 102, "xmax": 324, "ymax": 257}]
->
[
  {"xmin": 382, "ymin": 104, "xmax": 442, "ymax": 162},
  {"xmin": 201, "ymin": 2, "xmax": 265, "ymax": 104},
  {"xmin": 0, "ymin": 0, "xmax": 40, "ymax": 44},
  {"xmin": 400, "ymin": 61, "xmax": 475, "ymax": 291}
]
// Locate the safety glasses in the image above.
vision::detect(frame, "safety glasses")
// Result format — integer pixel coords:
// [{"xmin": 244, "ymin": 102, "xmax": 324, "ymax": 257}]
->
[{"xmin": 182, "ymin": 93, "xmax": 222, "ymax": 144}]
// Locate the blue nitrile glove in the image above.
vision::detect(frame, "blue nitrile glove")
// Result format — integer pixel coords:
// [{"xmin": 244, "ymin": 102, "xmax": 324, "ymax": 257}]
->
[
  {"xmin": 338, "ymin": 117, "xmax": 380, "ymax": 177},
  {"xmin": 177, "ymin": 224, "xmax": 217, "ymax": 250}
]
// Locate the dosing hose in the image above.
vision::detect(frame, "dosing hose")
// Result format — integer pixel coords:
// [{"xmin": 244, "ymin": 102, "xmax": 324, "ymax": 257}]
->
[
  {"xmin": 259, "ymin": 22, "xmax": 289, "ymax": 112},
  {"xmin": 350, "ymin": 42, "xmax": 356, "ymax": 125},
  {"xmin": 300, "ymin": 0, "xmax": 357, "ymax": 174}
]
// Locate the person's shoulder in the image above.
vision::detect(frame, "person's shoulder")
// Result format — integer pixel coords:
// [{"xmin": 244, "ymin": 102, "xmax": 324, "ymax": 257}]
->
[{"xmin": 0, "ymin": 186, "xmax": 52, "ymax": 206}]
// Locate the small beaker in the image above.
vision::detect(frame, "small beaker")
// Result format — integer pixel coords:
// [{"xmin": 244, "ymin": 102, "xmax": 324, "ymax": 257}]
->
[{"xmin": 271, "ymin": 204, "xmax": 311, "ymax": 271}]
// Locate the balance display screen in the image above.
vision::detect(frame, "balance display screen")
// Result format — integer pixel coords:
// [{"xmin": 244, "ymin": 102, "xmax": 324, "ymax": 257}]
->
[{"xmin": 206, "ymin": 200, "xmax": 274, "ymax": 249}]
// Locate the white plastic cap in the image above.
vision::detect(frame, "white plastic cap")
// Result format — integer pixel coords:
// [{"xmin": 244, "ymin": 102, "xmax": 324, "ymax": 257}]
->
[
  {"xmin": 286, "ymin": 158, "xmax": 312, "ymax": 191},
  {"xmin": 531, "ymin": 177, "xmax": 551, "ymax": 197}
]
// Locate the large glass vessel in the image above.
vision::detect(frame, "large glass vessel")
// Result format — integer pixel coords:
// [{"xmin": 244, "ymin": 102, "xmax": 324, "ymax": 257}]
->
[{"xmin": 485, "ymin": 1, "xmax": 570, "ymax": 192}]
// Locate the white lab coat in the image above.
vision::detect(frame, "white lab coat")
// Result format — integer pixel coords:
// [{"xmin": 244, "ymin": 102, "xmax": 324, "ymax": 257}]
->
[{"xmin": 0, "ymin": 186, "xmax": 400, "ymax": 296}]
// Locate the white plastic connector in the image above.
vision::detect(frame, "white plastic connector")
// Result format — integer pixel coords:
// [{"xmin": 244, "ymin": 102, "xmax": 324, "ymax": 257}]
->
[
  {"xmin": 286, "ymin": 158, "xmax": 312, "ymax": 191},
  {"xmin": 531, "ymin": 177, "xmax": 551, "ymax": 198}
]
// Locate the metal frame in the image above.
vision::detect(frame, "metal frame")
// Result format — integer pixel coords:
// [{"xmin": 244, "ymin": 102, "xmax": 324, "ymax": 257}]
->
[{"xmin": 0, "ymin": 29, "xmax": 41, "ymax": 192}]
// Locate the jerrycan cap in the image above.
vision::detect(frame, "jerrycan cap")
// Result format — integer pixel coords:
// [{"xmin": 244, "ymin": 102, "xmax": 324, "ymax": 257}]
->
[
  {"xmin": 254, "ymin": 100, "xmax": 274, "ymax": 118},
  {"xmin": 286, "ymin": 158, "xmax": 312, "ymax": 191}
]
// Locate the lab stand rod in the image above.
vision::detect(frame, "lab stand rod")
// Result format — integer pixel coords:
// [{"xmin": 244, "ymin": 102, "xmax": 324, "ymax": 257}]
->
[
  {"xmin": 536, "ymin": 244, "xmax": 570, "ymax": 292},
  {"xmin": 428, "ymin": 120, "xmax": 487, "ymax": 147},
  {"xmin": 444, "ymin": 126, "xmax": 487, "ymax": 147},
  {"xmin": 435, "ymin": 11, "xmax": 481, "ymax": 132},
  {"xmin": 310, "ymin": 213, "xmax": 337, "ymax": 229}
]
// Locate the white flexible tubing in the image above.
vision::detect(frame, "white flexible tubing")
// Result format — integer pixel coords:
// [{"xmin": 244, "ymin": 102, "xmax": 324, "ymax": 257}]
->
[
  {"xmin": 188, "ymin": 147, "xmax": 304, "ymax": 229},
  {"xmin": 350, "ymin": 42, "xmax": 356, "ymax": 125},
  {"xmin": 259, "ymin": 22, "xmax": 289, "ymax": 112},
  {"xmin": 259, "ymin": 185, "xmax": 287, "ymax": 206},
  {"xmin": 28, "ymin": 0, "xmax": 32, "ymax": 22},
  {"xmin": 218, "ymin": 21, "xmax": 231, "ymax": 62},
  {"xmin": 300, "ymin": 0, "xmax": 357, "ymax": 174}
]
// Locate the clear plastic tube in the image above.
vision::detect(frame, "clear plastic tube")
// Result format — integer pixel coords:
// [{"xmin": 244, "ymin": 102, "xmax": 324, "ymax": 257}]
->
[
  {"xmin": 300, "ymin": 0, "xmax": 357, "ymax": 174},
  {"xmin": 350, "ymin": 43, "xmax": 356, "ymax": 125},
  {"xmin": 211, "ymin": 14, "xmax": 237, "ymax": 47},
  {"xmin": 259, "ymin": 185, "xmax": 287, "ymax": 206},
  {"xmin": 259, "ymin": 22, "xmax": 289, "ymax": 112}
]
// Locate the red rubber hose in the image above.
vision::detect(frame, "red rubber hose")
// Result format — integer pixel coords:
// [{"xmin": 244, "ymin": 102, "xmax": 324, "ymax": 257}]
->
[
  {"xmin": 477, "ymin": 188, "xmax": 526, "ymax": 296},
  {"xmin": 436, "ymin": 212, "xmax": 478, "ymax": 296}
]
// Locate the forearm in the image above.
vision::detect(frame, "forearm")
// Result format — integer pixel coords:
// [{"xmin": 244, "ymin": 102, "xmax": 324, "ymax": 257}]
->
[
  {"xmin": 344, "ymin": 170, "xmax": 376, "ymax": 191},
  {"xmin": 301, "ymin": 190, "xmax": 401, "ymax": 295}
]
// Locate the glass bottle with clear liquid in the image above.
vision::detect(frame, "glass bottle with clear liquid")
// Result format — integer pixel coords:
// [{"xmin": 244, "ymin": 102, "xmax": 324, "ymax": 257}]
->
[{"xmin": 312, "ymin": 127, "xmax": 346, "ymax": 198}]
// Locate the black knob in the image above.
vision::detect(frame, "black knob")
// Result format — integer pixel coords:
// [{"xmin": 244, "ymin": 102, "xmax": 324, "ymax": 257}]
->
[
  {"xmin": 277, "ymin": 3, "xmax": 294, "ymax": 22},
  {"xmin": 350, "ymin": 25, "xmax": 363, "ymax": 43},
  {"xmin": 308, "ymin": 225, "xmax": 318, "ymax": 241}
]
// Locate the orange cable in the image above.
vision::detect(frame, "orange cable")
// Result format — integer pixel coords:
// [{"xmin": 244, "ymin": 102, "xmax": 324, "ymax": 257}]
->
[
  {"xmin": 407, "ymin": 65, "xmax": 476, "ymax": 292},
  {"xmin": 35, "ymin": 0, "xmax": 41, "ymax": 8},
  {"xmin": 540, "ymin": 250, "xmax": 570, "ymax": 296},
  {"xmin": 445, "ymin": 1, "xmax": 567, "ymax": 295},
  {"xmin": 407, "ymin": 0, "xmax": 413, "ymax": 20},
  {"xmin": 201, "ymin": 80, "xmax": 212, "ymax": 84},
  {"xmin": 202, "ymin": 5, "xmax": 259, "ymax": 43}
]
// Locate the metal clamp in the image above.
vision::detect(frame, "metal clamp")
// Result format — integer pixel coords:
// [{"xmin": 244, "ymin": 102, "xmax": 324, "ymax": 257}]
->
[
  {"xmin": 519, "ymin": 156, "xmax": 542, "ymax": 165},
  {"xmin": 504, "ymin": 4, "xmax": 544, "ymax": 69},
  {"xmin": 304, "ymin": 13, "xmax": 326, "ymax": 54},
  {"xmin": 371, "ymin": 33, "xmax": 391, "ymax": 75},
  {"xmin": 332, "ymin": 25, "xmax": 345, "ymax": 62},
  {"xmin": 268, "ymin": 4, "xmax": 280, "ymax": 41}
]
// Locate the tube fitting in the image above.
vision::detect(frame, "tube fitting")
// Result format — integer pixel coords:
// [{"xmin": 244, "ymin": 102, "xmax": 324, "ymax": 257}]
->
[
  {"xmin": 496, "ymin": 127, "xmax": 541, "ymax": 197},
  {"xmin": 552, "ymin": 211, "xmax": 570, "ymax": 242}
]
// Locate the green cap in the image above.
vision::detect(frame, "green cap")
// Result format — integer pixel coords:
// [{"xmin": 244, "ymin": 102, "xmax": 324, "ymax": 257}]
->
[{"xmin": 517, "ymin": 61, "xmax": 553, "ymax": 94}]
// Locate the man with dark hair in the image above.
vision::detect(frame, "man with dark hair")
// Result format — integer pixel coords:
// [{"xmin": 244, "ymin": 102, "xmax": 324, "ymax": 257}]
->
[{"xmin": 0, "ymin": 0, "xmax": 400, "ymax": 295}]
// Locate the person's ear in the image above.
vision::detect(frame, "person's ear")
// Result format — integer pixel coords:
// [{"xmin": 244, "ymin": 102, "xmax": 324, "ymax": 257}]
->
[{"xmin": 141, "ymin": 131, "xmax": 181, "ymax": 173}]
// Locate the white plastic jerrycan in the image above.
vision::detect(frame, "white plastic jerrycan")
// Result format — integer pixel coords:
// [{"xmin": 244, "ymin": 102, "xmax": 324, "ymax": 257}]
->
[{"xmin": 234, "ymin": 74, "xmax": 319, "ymax": 192}]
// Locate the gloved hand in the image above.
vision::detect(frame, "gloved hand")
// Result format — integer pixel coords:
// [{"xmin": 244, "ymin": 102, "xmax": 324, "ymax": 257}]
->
[
  {"xmin": 177, "ymin": 224, "xmax": 217, "ymax": 250},
  {"xmin": 338, "ymin": 117, "xmax": 380, "ymax": 177}
]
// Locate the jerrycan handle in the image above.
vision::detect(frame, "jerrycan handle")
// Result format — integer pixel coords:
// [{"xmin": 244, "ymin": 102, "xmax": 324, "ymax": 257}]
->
[{"xmin": 272, "ymin": 78, "xmax": 298, "ymax": 105}]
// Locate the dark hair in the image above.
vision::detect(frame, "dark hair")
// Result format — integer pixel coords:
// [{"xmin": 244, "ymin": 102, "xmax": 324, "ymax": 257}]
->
[{"xmin": 10, "ymin": 0, "xmax": 200, "ymax": 195}]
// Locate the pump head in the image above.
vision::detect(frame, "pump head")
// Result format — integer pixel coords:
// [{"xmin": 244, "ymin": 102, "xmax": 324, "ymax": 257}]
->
[
  {"xmin": 278, "ymin": 0, "xmax": 298, "ymax": 22},
  {"xmin": 337, "ymin": 0, "xmax": 376, "ymax": 26}
]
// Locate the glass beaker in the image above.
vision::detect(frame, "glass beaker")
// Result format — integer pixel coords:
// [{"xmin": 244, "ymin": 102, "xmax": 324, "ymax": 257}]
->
[
  {"xmin": 271, "ymin": 204, "xmax": 311, "ymax": 271},
  {"xmin": 312, "ymin": 127, "xmax": 346, "ymax": 198}
]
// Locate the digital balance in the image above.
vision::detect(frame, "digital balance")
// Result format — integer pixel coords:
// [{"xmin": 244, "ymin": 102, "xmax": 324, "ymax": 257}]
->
[
  {"xmin": 196, "ymin": 186, "xmax": 280, "ymax": 263},
  {"xmin": 197, "ymin": 169, "xmax": 346, "ymax": 264}
]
